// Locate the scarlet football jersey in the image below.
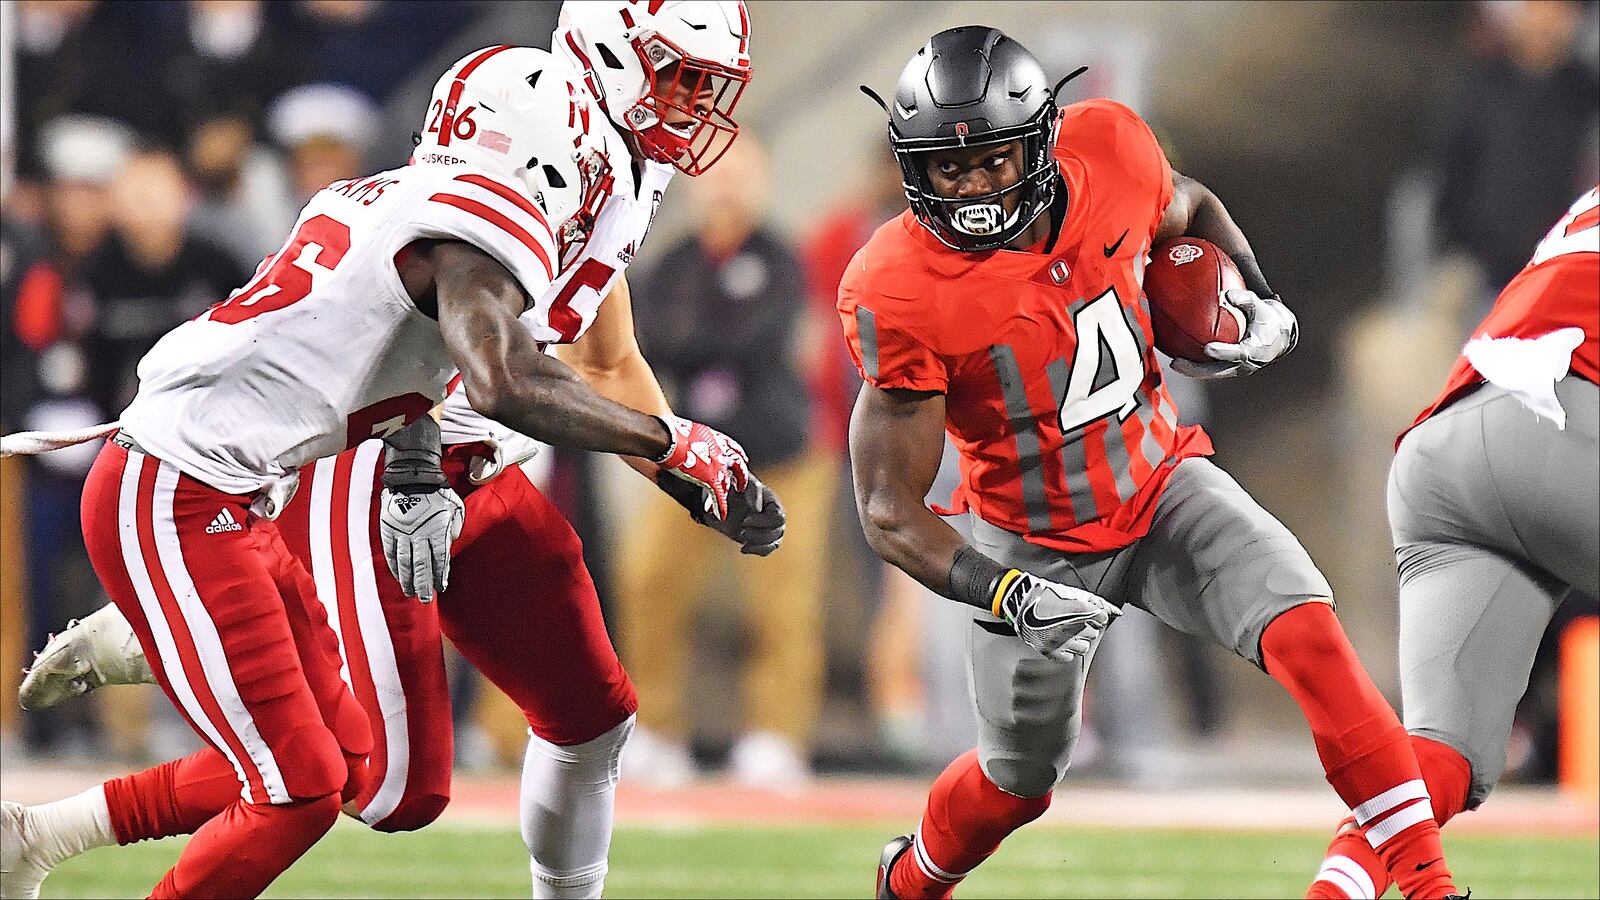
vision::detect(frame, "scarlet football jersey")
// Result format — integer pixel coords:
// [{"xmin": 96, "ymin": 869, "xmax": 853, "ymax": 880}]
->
[
  {"xmin": 839, "ymin": 99, "xmax": 1213, "ymax": 554},
  {"xmin": 1408, "ymin": 185, "xmax": 1600, "ymax": 436}
]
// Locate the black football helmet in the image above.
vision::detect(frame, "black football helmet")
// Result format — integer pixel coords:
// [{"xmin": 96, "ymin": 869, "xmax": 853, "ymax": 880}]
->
[{"xmin": 877, "ymin": 27, "xmax": 1062, "ymax": 252}]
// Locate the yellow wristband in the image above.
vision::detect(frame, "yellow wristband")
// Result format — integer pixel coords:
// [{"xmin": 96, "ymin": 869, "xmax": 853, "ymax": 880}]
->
[{"xmin": 991, "ymin": 569, "xmax": 1023, "ymax": 618}]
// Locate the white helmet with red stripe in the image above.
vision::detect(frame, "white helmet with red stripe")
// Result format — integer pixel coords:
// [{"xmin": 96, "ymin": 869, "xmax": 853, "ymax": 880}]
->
[
  {"xmin": 555, "ymin": 1, "xmax": 752, "ymax": 175},
  {"xmin": 414, "ymin": 45, "xmax": 614, "ymax": 249}
]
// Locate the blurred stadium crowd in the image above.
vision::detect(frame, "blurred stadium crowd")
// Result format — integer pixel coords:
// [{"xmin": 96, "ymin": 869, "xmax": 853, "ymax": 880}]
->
[{"xmin": 0, "ymin": 0, "xmax": 1595, "ymax": 795}]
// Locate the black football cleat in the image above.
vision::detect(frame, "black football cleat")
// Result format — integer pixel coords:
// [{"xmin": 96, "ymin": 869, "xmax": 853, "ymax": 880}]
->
[{"xmin": 876, "ymin": 834, "xmax": 913, "ymax": 899}]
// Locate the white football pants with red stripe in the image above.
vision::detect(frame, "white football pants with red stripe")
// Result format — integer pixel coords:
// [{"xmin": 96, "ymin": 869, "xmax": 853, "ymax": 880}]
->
[{"xmin": 81, "ymin": 439, "xmax": 371, "ymax": 897}]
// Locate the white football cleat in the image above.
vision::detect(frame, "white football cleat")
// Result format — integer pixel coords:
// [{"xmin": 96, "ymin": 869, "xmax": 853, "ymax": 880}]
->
[
  {"xmin": 728, "ymin": 730, "xmax": 811, "ymax": 792},
  {"xmin": 19, "ymin": 604, "xmax": 155, "ymax": 710},
  {"xmin": 1, "ymin": 801, "xmax": 52, "ymax": 899}
]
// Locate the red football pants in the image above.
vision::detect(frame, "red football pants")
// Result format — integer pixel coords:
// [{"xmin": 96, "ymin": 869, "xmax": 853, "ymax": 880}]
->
[
  {"xmin": 81, "ymin": 441, "xmax": 370, "ymax": 895},
  {"xmin": 274, "ymin": 441, "xmax": 637, "ymax": 829}
]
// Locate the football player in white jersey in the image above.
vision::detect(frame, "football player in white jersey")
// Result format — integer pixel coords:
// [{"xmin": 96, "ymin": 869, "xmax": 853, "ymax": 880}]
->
[{"xmin": 1, "ymin": 15, "xmax": 772, "ymax": 899}]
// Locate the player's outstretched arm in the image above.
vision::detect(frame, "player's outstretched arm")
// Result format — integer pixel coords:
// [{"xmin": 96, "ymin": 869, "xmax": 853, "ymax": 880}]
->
[
  {"xmin": 1158, "ymin": 171, "xmax": 1297, "ymax": 378},
  {"xmin": 555, "ymin": 275, "xmax": 673, "ymax": 468},
  {"xmin": 558, "ymin": 275, "xmax": 785, "ymax": 555},
  {"xmin": 849, "ymin": 384, "xmax": 1116, "ymax": 660},
  {"xmin": 433, "ymin": 240, "xmax": 673, "ymax": 459},
  {"xmin": 433, "ymin": 240, "xmax": 751, "ymax": 519}
]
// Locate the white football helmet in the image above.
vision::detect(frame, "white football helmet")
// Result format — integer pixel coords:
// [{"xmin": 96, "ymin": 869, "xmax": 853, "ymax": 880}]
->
[
  {"xmin": 555, "ymin": 1, "xmax": 752, "ymax": 175},
  {"xmin": 413, "ymin": 45, "xmax": 614, "ymax": 250}
]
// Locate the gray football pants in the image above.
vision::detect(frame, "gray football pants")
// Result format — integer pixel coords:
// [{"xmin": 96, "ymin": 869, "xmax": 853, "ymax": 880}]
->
[
  {"xmin": 966, "ymin": 457, "xmax": 1333, "ymax": 798},
  {"xmin": 1390, "ymin": 376, "xmax": 1599, "ymax": 808}
]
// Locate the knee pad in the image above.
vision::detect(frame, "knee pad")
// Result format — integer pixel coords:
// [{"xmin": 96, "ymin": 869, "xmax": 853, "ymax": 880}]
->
[{"xmin": 978, "ymin": 747, "xmax": 1068, "ymax": 800}]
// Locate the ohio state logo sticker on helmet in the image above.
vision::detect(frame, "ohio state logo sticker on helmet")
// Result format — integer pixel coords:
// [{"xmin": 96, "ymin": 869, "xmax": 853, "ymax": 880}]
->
[{"xmin": 1169, "ymin": 244, "xmax": 1204, "ymax": 266}]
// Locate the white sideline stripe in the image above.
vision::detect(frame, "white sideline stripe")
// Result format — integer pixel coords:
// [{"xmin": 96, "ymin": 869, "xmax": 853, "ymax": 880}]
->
[
  {"xmin": 118, "ymin": 451, "xmax": 253, "ymax": 802},
  {"xmin": 1366, "ymin": 799, "xmax": 1435, "ymax": 848},
  {"xmin": 1315, "ymin": 855, "xmax": 1376, "ymax": 899},
  {"xmin": 309, "ymin": 458, "xmax": 355, "ymax": 691},
  {"xmin": 911, "ymin": 824, "xmax": 963, "ymax": 883},
  {"xmin": 153, "ymin": 461, "xmax": 291, "ymax": 804},
  {"xmin": 346, "ymin": 440, "xmax": 412, "ymax": 826},
  {"xmin": 1352, "ymin": 778, "xmax": 1427, "ymax": 825}
]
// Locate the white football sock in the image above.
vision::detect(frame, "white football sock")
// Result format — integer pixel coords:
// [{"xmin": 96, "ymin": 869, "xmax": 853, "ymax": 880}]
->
[
  {"xmin": 521, "ymin": 714, "xmax": 633, "ymax": 900},
  {"xmin": 29, "ymin": 786, "xmax": 119, "ymax": 866}
]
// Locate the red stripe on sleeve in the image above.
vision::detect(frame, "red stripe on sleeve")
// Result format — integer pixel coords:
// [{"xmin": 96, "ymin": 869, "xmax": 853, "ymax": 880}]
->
[
  {"xmin": 453, "ymin": 173, "xmax": 552, "ymax": 234},
  {"xmin": 428, "ymin": 192, "xmax": 555, "ymax": 282}
]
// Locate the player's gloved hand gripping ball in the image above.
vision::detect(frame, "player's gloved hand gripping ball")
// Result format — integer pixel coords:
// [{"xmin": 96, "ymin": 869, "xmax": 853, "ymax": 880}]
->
[
  {"xmin": 1170, "ymin": 289, "xmax": 1299, "ymax": 380},
  {"xmin": 994, "ymin": 571, "xmax": 1120, "ymax": 661}
]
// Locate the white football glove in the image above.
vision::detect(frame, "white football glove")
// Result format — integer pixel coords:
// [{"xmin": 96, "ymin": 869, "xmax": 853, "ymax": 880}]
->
[
  {"xmin": 1170, "ymin": 289, "xmax": 1298, "ymax": 380},
  {"xmin": 379, "ymin": 487, "xmax": 464, "ymax": 603},
  {"xmin": 997, "ymin": 572, "xmax": 1119, "ymax": 661}
]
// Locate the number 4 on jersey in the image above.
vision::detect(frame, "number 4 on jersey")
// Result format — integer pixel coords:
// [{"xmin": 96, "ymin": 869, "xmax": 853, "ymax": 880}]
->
[{"xmin": 1057, "ymin": 288, "xmax": 1144, "ymax": 434}]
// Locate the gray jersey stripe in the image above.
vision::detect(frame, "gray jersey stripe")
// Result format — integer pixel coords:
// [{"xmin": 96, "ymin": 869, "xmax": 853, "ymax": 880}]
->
[
  {"xmin": 1046, "ymin": 357, "xmax": 1095, "ymax": 528},
  {"xmin": 855, "ymin": 306, "xmax": 880, "ymax": 381},
  {"xmin": 1102, "ymin": 413, "xmax": 1137, "ymax": 503},
  {"xmin": 990, "ymin": 345, "xmax": 1053, "ymax": 533},
  {"xmin": 1137, "ymin": 396, "xmax": 1165, "ymax": 473}
]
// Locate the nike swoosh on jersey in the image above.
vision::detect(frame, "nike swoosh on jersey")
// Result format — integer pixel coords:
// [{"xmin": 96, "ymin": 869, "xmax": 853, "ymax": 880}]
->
[{"xmin": 1103, "ymin": 229, "xmax": 1129, "ymax": 258}]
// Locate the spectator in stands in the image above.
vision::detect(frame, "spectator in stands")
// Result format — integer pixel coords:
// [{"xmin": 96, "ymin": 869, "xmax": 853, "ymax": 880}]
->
[
  {"xmin": 1437, "ymin": 0, "xmax": 1599, "ymax": 293},
  {"xmin": 619, "ymin": 137, "xmax": 835, "ymax": 789},
  {"xmin": 176, "ymin": 0, "xmax": 306, "ymax": 261},
  {"xmin": 78, "ymin": 145, "xmax": 249, "ymax": 416},
  {"xmin": 13, "ymin": 1, "xmax": 186, "ymax": 180},
  {"xmin": 802, "ymin": 147, "xmax": 926, "ymax": 765},
  {"xmin": 267, "ymin": 82, "xmax": 379, "ymax": 202},
  {"xmin": 36, "ymin": 116, "xmax": 132, "ymax": 280},
  {"xmin": 285, "ymin": 0, "xmax": 477, "ymax": 103}
]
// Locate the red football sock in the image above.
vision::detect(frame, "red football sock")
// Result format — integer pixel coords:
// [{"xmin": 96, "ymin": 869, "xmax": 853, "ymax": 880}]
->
[
  {"xmin": 1262, "ymin": 603, "xmax": 1456, "ymax": 899},
  {"xmin": 889, "ymin": 750, "xmax": 1052, "ymax": 899},
  {"xmin": 1307, "ymin": 736, "xmax": 1474, "ymax": 898},
  {"xmin": 148, "ymin": 792, "xmax": 340, "ymax": 899},
  {"xmin": 104, "ymin": 749, "xmax": 241, "ymax": 845}
]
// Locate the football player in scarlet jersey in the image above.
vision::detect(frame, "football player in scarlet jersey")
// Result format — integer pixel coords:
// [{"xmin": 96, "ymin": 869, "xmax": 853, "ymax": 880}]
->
[
  {"xmin": 1307, "ymin": 188, "xmax": 1598, "ymax": 898},
  {"xmin": 843, "ymin": 28, "xmax": 1461, "ymax": 899},
  {"xmin": 1, "ymin": 30, "xmax": 776, "ymax": 900}
]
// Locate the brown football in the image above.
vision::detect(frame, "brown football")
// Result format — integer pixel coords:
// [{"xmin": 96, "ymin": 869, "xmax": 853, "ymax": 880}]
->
[{"xmin": 1145, "ymin": 237, "xmax": 1246, "ymax": 362}]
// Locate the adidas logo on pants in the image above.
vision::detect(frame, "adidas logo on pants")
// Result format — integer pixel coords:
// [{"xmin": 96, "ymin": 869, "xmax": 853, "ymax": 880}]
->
[{"xmin": 206, "ymin": 508, "xmax": 244, "ymax": 534}]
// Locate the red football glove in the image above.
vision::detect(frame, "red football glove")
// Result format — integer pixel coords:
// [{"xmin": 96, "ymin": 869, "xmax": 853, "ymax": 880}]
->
[{"xmin": 653, "ymin": 414, "xmax": 751, "ymax": 521}]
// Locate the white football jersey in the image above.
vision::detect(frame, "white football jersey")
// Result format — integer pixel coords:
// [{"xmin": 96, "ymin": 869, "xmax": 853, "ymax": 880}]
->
[
  {"xmin": 438, "ymin": 134, "xmax": 676, "ymax": 467},
  {"xmin": 120, "ymin": 163, "xmax": 561, "ymax": 494}
]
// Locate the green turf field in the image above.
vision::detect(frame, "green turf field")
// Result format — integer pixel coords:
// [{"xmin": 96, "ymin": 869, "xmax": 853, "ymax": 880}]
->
[{"xmin": 41, "ymin": 819, "xmax": 1600, "ymax": 898}]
